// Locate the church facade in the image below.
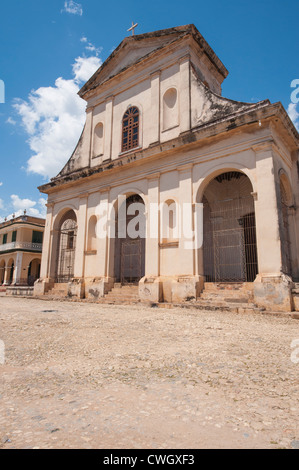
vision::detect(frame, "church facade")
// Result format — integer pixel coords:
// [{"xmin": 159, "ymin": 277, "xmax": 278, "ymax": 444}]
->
[{"xmin": 35, "ymin": 24, "xmax": 299, "ymax": 312}]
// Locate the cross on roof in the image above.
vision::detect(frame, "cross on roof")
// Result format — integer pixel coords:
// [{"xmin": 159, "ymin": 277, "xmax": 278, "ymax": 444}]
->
[{"xmin": 127, "ymin": 21, "xmax": 138, "ymax": 36}]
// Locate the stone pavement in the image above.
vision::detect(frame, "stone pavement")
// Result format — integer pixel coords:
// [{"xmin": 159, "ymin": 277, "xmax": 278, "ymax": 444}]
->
[{"xmin": 0, "ymin": 295, "xmax": 298, "ymax": 449}]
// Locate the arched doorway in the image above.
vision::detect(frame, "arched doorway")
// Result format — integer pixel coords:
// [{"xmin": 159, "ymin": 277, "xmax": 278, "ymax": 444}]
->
[
  {"xmin": 55, "ymin": 210, "xmax": 77, "ymax": 283},
  {"xmin": 7, "ymin": 259, "xmax": 14, "ymax": 285},
  {"xmin": 202, "ymin": 171, "xmax": 258, "ymax": 282},
  {"xmin": 114, "ymin": 194, "xmax": 146, "ymax": 284},
  {"xmin": 28, "ymin": 258, "xmax": 41, "ymax": 286},
  {"xmin": 279, "ymin": 175, "xmax": 292, "ymax": 276},
  {"xmin": 0, "ymin": 260, "xmax": 5, "ymax": 284}
]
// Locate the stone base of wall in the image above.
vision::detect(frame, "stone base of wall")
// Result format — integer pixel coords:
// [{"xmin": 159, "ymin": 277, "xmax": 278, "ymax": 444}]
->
[
  {"xmin": 139, "ymin": 275, "xmax": 204, "ymax": 303},
  {"xmin": 33, "ymin": 278, "xmax": 54, "ymax": 296},
  {"xmin": 84, "ymin": 277, "xmax": 114, "ymax": 301},
  {"xmin": 293, "ymin": 296, "xmax": 299, "ymax": 312},
  {"xmin": 139, "ymin": 277, "xmax": 163, "ymax": 303},
  {"xmin": 254, "ymin": 273, "xmax": 294, "ymax": 312},
  {"xmin": 6, "ymin": 286, "xmax": 34, "ymax": 296},
  {"xmin": 68, "ymin": 278, "xmax": 85, "ymax": 299}
]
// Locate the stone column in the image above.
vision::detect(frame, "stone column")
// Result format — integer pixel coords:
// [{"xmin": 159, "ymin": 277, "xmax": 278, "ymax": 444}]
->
[
  {"xmin": 13, "ymin": 252, "xmax": 23, "ymax": 285},
  {"xmin": 40, "ymin": 202, "xmax": 54, "ymax": 280},
  {"xmin": 73, "ymin": 195, "xmax": 88, "ymax": 277},
  {"xmin": 253, "ymin": 142, "xmax": 293, "ymax": 311},
  {"xmin": 97, "ymin": 188, "xmax": 110, "ymax": 278},
  {"xmin": 149, "ymin": 71, "xmax": 160, "ymax": 145},
  {"xmin": 139, "ymin": 173, "xmax": 162, "ymax": 303},
  {"xmin": 3, "ymin": 266, "xmax": 9, "ymax": 285},
  {"xmin": 171, "ymin": 164, "xmax": 202, "ymax": 302},
  {"xmin": 71, "ymin": 194, "xmax": 88, "ymax": 298},
  {"xmin": 85, "ymin": 188, "xmax": 114, "ymax": 300},
  {"xmin": 34, "ymin": 202, "xmax": 56, "ymax": 296},
  {"xmin": 104, "ymin": 96, "xmax": 114, "ymax": 161},
  {"xmin": 145, "ymin": 173, "xmax": 160, "ymax": 276},
  {"xmin": 179, "ymin": 55, "xmax": 191, "ymax": 134},
  {"xmin": 178, "ymin": 164, "xmax": 194, "ymax": 275}
]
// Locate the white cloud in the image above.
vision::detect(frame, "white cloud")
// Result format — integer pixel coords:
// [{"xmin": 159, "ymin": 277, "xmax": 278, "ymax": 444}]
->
[
  {"xmin": 0, "ymin": 182, "xmax": 3, "ymax": 187},
  {"xmin": 9, "ymin": 194, "xmax": 47, "ymax": 219},
  {"xmin": 62, "ymin": 1, "xmax": 83, "ymax": 16},
  {"xmin": 288, "ymin": 103, "xmax": 299, "ymax": 131},
  {"xmin": 0, "ymin": 199, "xmax": 4, "ymax": 210},
  {"xmin": 80, "ymin": 36, "xmax": 102, "ymax": 57},
  {"xmin": 14, "ymin": 53, "xmax": 102, "ymax": 179},
  {"xmin": 6, "ymin": 117, "xmax": 16, "ymax": 125},
  {"xmin": 72, "ymin": 56, "xmax": 101, "ymax": 83}
]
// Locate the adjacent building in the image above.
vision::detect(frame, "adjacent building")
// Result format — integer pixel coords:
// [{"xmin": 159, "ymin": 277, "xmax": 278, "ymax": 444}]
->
[{"xmin": 0, "ymin": 214, "xmax": 45, "ymax": 287}]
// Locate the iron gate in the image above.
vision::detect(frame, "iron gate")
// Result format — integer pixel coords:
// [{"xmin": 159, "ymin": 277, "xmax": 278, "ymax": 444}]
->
[
  {"xmin": 115, "ymin": 194, "xmax": 145, "ymax": 284},
  {"xmin": 203, "ymin": 195, "xmax": 258, "ymax": 282},
  {"xmin": 55, "ymin": 218, "xmax": 77, "ymax": 283},
  {"xmin": 120, "ymin": 239, "xmax": 143, "ymax": 284}
]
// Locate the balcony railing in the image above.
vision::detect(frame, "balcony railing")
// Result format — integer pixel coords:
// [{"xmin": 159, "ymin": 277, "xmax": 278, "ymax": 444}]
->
[{"xmin": 0, "ymin": 241, "xmax": 43, "ymax": 253}]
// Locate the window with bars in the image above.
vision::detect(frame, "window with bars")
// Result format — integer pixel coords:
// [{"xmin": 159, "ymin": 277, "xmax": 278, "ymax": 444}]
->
[{"xmin": 122, "ymin": 106, "xmax": 139, "ymax": 152}]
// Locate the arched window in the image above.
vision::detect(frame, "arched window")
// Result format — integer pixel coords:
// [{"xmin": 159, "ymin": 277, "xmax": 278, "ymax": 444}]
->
[{"xmin": 122, "ymin": 106, "xmax": 139, "ymax": 152}]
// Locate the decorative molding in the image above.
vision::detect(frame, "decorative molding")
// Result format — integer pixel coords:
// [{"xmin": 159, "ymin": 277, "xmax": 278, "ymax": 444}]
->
[
  {"xmin": 99, "ymin": 186, "xmax": 111, "ymax": 194},
  {"xmin": 146, "ymin": 172, "xmax": 160, "ymax": 180},
  {"xmin": 178, "ymin": 162, "xmax": 193, "ymax": 172},
  {"xmin": 179, "ymin": 54, "xmax": 190, "ymax": 64},
  {"xmin": 251, "ymin": 140, "xmax": 274, "ymax": 153}
]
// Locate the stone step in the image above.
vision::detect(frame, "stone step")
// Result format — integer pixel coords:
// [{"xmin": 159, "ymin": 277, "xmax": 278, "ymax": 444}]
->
[
  {"xmin": 188, "ymin": 300, "xmax": 263, "ymax": 314},
  {"xmin": 104, "ymin": 295, "xmax": 139, "ymax": 301},
  {"xmin": 46, "ymin": 283, "xmax": 69, "ymax": 297},
  {"xmin": 203, "ymin": 282, "xmax": 253, "ymax": 292},
  {"xmin": 109, "ymin": 288, "xmax": 139, "ymax": 294},
  {"xmin": 199, "ymin": 294, "xmax": 251, "ymax": 303},
  {"xmin": 198, "ymin": 282, "xmax": 254, "ymax": 306},
  {"xmin": 100, "ymin": 299, "xmax": 140, "ymax": 305},
  {"xmin": 102, "ymin": 284, "xmax": 140, "ymax": 304},
  {"xmin": 48, "ymin": 289, "xmax": 68, "ymax": 295}
]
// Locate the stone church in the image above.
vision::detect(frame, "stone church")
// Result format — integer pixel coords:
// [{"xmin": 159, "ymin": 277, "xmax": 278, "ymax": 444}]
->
[{"xmin": 35, "ymin": 24, "xmax": 299, "ymax": 312}]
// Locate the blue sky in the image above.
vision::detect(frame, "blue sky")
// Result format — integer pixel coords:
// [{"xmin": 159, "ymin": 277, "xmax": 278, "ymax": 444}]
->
[{"xmin": 0, "ymin": 0, "xmax": 298, "ymax": 221}]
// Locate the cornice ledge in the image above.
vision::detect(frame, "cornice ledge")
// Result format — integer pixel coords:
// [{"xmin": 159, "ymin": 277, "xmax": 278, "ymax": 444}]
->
[{"xmin": 251, "ymin": 139, "xmax": 275, "ymax": 153}]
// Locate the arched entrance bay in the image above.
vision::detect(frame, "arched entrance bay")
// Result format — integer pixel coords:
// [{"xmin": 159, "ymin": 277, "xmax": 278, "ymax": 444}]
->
[
  {"xmin": 202, "ymin": 171, "xmax": 258, "ymax": 282},
  {"xmin": 114, "ymin": 194, "xmax": 146, "ymax": 284},
  {"xmin": 55, "ymin": 209, "xmax": 77, "ymax": 283},
  {"xmin": 0, "ymin": 260, "xmax": 5, "ymax": 284},
  {"xmin": 28, "ymin": 258, "xmax": 41, "ymax": 286}
]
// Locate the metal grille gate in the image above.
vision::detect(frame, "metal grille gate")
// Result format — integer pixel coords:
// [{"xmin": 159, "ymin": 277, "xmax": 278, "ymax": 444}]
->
[
  {"xmin": 203, "ymin": 173, "xmax": 258, "ymax": 283},
  {"xmin": 55, "ymin": 217, "xmax": 77, "ymax": 283},
  {"xmin": 120, "ymin": 239, "xmax": 143, "ymax": 284},
  {"xmin": 115, "ymin": 194, "xmax": 145, "ymax": 285},
  {"xmin": 281, "ymin": 200, "xmax": 292, "ymax": 276}
]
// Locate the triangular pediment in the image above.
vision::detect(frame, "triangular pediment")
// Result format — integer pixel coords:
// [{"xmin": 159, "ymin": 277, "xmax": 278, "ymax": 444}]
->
[{"xmin": 79, "ymin": 24, "xmax": 228, "ymax": 99}]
